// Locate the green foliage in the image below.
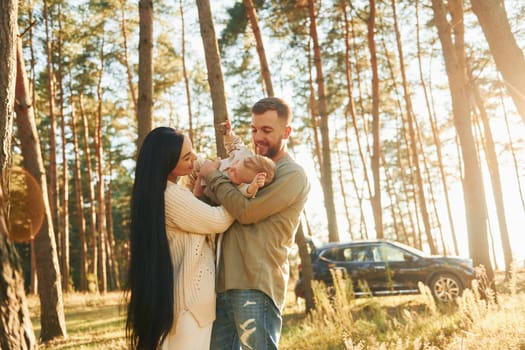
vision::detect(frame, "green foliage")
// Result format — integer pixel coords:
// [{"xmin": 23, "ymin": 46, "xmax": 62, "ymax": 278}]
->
[{"xmin": 219, "ymin": 2, "xmax": 249, "ymax": 50}]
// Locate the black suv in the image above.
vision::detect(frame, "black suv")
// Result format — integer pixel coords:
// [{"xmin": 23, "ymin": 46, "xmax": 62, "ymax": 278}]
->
[{"xmin": 295, "ymin": 239, "xmax": 475, "ymax": 303}]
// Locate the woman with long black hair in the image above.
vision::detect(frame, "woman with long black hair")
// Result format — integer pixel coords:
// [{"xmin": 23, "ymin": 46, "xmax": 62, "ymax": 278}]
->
[{"xmin": 126, "ymin": 127, "xmax": 234, "ymax": 349}]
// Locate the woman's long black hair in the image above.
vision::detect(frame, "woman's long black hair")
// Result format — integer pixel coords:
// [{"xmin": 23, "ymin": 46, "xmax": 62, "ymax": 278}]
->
[{"xmin": 126, "ymin": 127, "xmax": 185, "ymax": 349}]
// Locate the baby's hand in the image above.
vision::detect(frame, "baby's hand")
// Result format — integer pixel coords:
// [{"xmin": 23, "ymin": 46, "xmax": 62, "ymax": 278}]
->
[
  {"xmin": 252, "ymin": 172, "xmax": 267, "ymax": 188},
  {"xmin": 219, "ymin": 120, "xmax": 232, "ymax": 136}
]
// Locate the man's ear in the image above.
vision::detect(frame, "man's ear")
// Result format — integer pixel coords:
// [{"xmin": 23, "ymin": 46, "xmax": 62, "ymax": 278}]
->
[{"xmin": 283, "ymin": 125, "xmax": 292, "ymax": 139}]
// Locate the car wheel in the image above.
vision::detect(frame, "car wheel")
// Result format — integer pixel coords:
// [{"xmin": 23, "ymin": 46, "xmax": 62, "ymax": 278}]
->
[{"xmin": 430, "ymin": 273, "xmax": 462, "ymax": 302}]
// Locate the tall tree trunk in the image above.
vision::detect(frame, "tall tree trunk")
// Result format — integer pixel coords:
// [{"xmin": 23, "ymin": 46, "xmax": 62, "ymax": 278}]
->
[
  {"xmin": 307, "ymin": 0, "xmax": 339, "ymax": 242},
  {"xmin": 295, "ymin": 222, "xmax": 315, "ymax": 314},
  {"xmin": 196, "ymin": 0, "xmax": 230, "ymax": 158},
  {"xmin": 471, "ymin": 0, "xmax": 525, "ymax": 124},
  {"xmin": 96, "ymin": 42, "xmax": 108, "ymax": 293},
  {"xmin": 138, "ymin": 0, "xmax": 154, "ymax": 148},
  {"xmin": 431, "ymin": 0, "xmax": 495, "ymax": 286},
  {"xmin": 56, "ymin": 6, "xmax": 70, "ymax": 292},
  {"xmin": 0, "ymin": 236, "xmax": 37, "ymax": 350},
  {"xmin": 69, "ymin": 91, "xmax": 88, "ymax": 291},
  {"xmin": 469, "ymin": 73, "xmax": 513, "ymax": 275},
  {"xmin": 415, "ymin": 0, "xmax": 459, "ymax": 255},
  {"xmin": 43, "ymin": 0, "xmax": 60, "ymax": 262},
  {"xmin": 395, "ymin": 135, "xmax": 419, "ymax": 248},
  {"xmin": 243, "ymin": 0, "xmax": 274, "ymax": 97},
  {"xmin": 15, "ymin": 37, "xmax": 67, "ymax": 342},
  {"xmin": 367, "ymin": 0, "xmax": 384, "ymax": 238},
  {"xmin": 179, "ymin": 0, "xmax": 194, "ymax": 143},
  {"xmin": 106, "ymin": 154, "xmax": 120, "ymax": 290},
  {"xmin": 334, "ymin": 128, "xmax": 353, "ymax": 238},
  {"xmin": 343, "ymin": 115, "xmax": 369, "ymax": 239},
  {"xmin": 498, "ymin": 85, "xmax": 525, "ymax": 214},
  {"xmin": 380, "ymin": 152, "xmax": 403, "ymax": 243},
  {"xmin": 27, "ymin": 1, "xmax": 39, "ymax": 295},
  {"xmin": 391, "ymin": 0, "xmax": 436, "ymax": 253},
  {"xmin": 341, "ymin": 0, "xmax": 373, "ymax": 236},
  {"xmin": 0, "ymin": 2, "xmax": 37, "ymax": 347},
  {"xmin": 307, "ymin": 44, "xmax": 322, "ymax": 168},
  {"xmin": 119, "ymin": 0, "xmax": 138, "ymax": 120},
  {"xmin": 79, "ymin": 92, "xmax": 98, "ymax": 292}
]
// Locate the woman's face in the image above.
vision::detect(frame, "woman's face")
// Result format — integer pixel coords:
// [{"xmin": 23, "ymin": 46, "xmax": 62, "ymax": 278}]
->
[{"xmin": 168, "ymin": 136, "xmax": 196, "ymax": 180}]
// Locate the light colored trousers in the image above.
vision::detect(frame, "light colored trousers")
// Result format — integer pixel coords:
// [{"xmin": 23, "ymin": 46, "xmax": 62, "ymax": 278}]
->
[{"xmin": 162, "ymin": 310, "xmax": 212, "ymax": 350}]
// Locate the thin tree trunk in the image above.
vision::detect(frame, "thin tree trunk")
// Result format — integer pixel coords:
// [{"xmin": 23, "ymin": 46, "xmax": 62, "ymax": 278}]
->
[
  {"xmin": 43, "ymin": 0, "xmax": 60, "ymax": 262},
  {"xmin": 307, "ymin": 42, "xmax": 322, "ymax": 168},
  {"xmin": 391, "ymin": 0, "xmax": 436, "ymax": 253},
  {"xmin": 196, "ymin": 0, "xmax": 230, "ymax": 158},
  {"xmin": 15, "ymin": 37, "xmax": 67, "ymax": 341},
  {"xmin": 471, "ymin": 0, "xmax": 525, "ymax": 124},
  {"xmin": 27, "ymin": 2, "xmax": 39, "ymax": 294},
  {"xmin": 79, "ymin": 93, "xmax": 98, "ymax": 292},
  {"xmin": 367, "ymin": 0, "xmax": 384, "ymax": 238},
  {"xmin": 295, "ymin": 222, "xmax": 315, "ymax": 314},
  {"xmin": 414, "ymin": 115, "xmax": 447, "ymax": 254},
  {"xmin": 69, "ymin": 91, "xmax": 88, "ymax": 291},
  {"xmin": 498, "ymin": 84, "xmax": 525, "ymax": 214},
  {"xmin": 431, "ymin": 0, "xmax": 495, "ymax": 287},
  {"xmin": 380, "ymin": 152, "xmax": 403, "ymax": 243},
  {"xmin": 137, "ymin": 0, "xmax": 154, "ymax": 148},
  {"xmin": 106, "ymin": 154, "xmax": 120, "ymax": 290},
  {"xmin": 334, "ymin": 128, "xmax": 353, "ymax": 239},
  {"xmin": 395, "ymin": 136, "xmax": 419, "ymax": 248},
  {"xmin": 341, "ymin": 0, "xmax": 372, "ymax": 239},
  {"xmin": 119, "ymin": 0, "xmax": 138, "ymax": 120},
  {"xmin": 469, "ymin": 72, "xmax": 513, "ymax": 275},
  {"xmin": 243, "ymin": 0, "xmax": 274, "ymax": 97},
  {"xmin": 56, "ymin": 6, "xmax": 70, "ymax": 292},
  {"xmin": 96, "ymin": 41, "xmax": 108, "ymax": 293},
  {"xmin": 307, "ymin": 0, "xmax": 339, "ymax": 242},
  {"xmin": 415, "ymin": 0, "xmax": 459, "ymax": 255},
  {"xmin": 344, "ymin": 116, "xmax": 368, "ymax": 239},
  {"xmin": 179, "ymin": 0, "xmax": 194, "ymax": 143}
]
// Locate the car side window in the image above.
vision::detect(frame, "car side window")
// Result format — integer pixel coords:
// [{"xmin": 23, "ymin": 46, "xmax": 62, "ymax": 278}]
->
[
  {"xmin": 378, "ymin": 245, "xmax": 406, "ymax": 262},
  {"xmin": 342, "ymin": 247, "xmax": 373, "ymax": 262},
  {"xmin": 322, "ymin": 247, "xmax": 345, "ymax": 261}
]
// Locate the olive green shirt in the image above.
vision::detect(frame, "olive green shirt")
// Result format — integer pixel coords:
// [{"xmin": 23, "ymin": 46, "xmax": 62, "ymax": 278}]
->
[{"xmin": 204, "ymin": 154, "xmax": 310, "ymax": 311}]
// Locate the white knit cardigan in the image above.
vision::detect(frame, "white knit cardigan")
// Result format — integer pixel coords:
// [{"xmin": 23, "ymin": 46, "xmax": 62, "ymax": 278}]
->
[{"xmin": 164, "ymin": 181, "xmax": 234, "ymax": 330}]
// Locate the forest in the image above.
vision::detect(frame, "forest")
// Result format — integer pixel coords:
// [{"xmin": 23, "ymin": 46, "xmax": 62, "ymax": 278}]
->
[{"xmin": 1, "ymin": 0, "xmax": 525, "ymax": 348}]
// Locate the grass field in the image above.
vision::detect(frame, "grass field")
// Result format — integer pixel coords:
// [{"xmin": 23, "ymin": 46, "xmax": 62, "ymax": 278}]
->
[{"xmin": 29, "ymin": 269, "xmax": 525, "ymax": 349}]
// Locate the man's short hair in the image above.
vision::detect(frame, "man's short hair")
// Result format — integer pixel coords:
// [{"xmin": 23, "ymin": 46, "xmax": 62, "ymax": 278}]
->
[{"xmin": 251, "ymin": 97, "xmax": 291, "ymax": 125}]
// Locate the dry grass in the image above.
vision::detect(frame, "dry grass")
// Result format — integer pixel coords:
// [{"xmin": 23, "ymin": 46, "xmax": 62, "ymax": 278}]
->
[
  {"xmin": 280, "ymin": 267, "xmax": 525, "ymax": 350},
  {"xmin": 29, "ymin": 292, "xmax": 127, "ymax": 349},
  {"xmin": 29, "ymin": 268, "xmax": 525, "ymax": 349}
]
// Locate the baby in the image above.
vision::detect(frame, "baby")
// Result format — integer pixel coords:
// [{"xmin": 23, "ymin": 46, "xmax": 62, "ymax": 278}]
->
[{"xmin": 193, "ymin": 120, "xmax": 275, "ymax": 204}]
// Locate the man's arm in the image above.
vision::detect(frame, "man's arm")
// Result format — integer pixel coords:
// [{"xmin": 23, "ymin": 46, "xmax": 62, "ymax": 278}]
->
[{"xmin": 202, "ymin": 163, "xmax": 309, "ymax": 224}]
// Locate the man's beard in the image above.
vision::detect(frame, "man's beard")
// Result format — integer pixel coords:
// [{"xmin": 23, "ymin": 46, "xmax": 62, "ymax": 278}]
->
[{"xmin": 256, "ymin": 141, "xmax": 282, "ymax": 159}]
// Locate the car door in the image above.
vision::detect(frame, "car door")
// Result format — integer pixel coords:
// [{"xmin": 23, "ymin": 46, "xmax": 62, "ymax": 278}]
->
[
  {"xmin": 373, "ymin": 242, "xmax": 423, "ymax": 293},
  {"xmin": 323, "ymin": 244, "xmax": 385, "ymax": 295}
]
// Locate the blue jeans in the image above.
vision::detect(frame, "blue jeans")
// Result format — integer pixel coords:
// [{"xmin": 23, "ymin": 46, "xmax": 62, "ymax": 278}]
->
[{"xmin": 210, "ymin": 290, "xmax": 282, "ymax": 350}]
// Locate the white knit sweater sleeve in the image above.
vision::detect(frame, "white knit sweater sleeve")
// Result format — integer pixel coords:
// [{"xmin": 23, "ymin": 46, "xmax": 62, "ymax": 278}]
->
[{"xmin": 165, "ymin": 182, "xmax": 234, "ymax": 234}]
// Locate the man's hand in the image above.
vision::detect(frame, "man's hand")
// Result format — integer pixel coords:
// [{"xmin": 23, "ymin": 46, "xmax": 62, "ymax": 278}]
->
[{"xmin": 199, "ymin": 159, "xmax": 221, "ymax": 177}]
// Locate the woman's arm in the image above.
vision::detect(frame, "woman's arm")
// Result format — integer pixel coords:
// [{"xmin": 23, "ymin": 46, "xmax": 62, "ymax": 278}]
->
[{"xmin": 165, "ymin": 183, "xmax": 234, "ymax": 234}]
